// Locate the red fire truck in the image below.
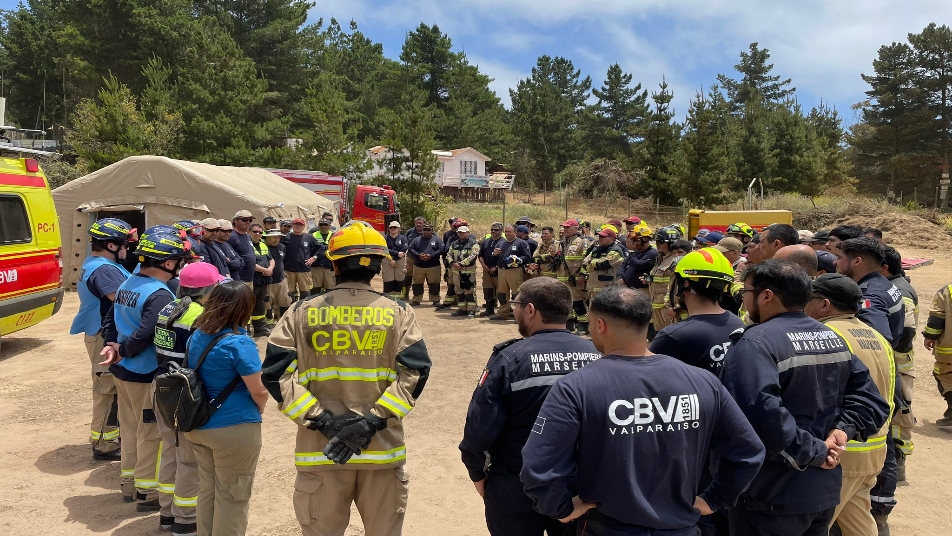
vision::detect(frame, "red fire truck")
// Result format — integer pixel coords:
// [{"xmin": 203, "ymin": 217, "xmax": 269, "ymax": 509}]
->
[{"xmin": 268, "ymin": 169, "xmax": 400, "ymax": 231}]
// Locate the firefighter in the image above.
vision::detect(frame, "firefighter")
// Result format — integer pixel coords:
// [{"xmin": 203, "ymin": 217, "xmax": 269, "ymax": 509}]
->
[
  {"xmin": 804, "ymin": 274, "xmax": 895, "ymax": 536},
  {"xmin": 310, "ymin": 219, "xmax": 336, "ymax": 295},
  {"xmin": 448, "ymin": 225, "xmax": 480, "ymax": 317},
  {"xmin": 261, "ymin": 221, "xmax": 431, "ymax": 536},
  {"xmin": 460, "ymin": 278, "xmax": 599, "ymax": 535},
  {"xmin": 70, "ymin": 218, "xmax": 136, "ymax": 461},
  {"xmin": 726, "ymin": 222, "xmax": 756, "ymax": 249},
  {"xmin": 617, "ymin": 223, "xmax": 657, "ymax": 295},
  {"xmin": 402, "ymin": 216, "xmax": 426, "ymax": 299},
  {"xmin": 556, "ymin": 219, "xmax": 590, "ymax": 334},
  {"xmin": 490, "ymin": 224, "xmax": 532, "ymax": 321},
  {"xmin": 383, "ymin": 221, "xmax": 409, "ymax": 299},
  {"xmin": 152, "ymin": 261, "xmax": 225, "ymax": 535},
  {"xmin": 439, "ymin": 217, "xmax": 463, "ymax": 309},
  {"xmin": 99, "ymin": 226, "xmax": 190, "ymax": 509},
  {"xmin": 249, "ymin": 224, "xmax": 274, "ymax": 336},
  {"xmin": 647, "ymin": 225, "xmax": 683, "ymax": 339},
  {"xmin": 264, "ymin": 228, "xmax": 291, "ymax": 321},
  {"xmin": 408, "ymin": 224, "xmax": 444, "ymax": 306},
  {"xmin": 924, "ymin": 280, "xmax": 952, "ymax": 427},
  {"xmin": 526, "ymin": 226, "xmax": 560, "ymax": 279},
  {"xmin": 722, "ymin": 261, "xmax": 889, "ymax": 535},
  {"xmin": 581, "ymin": 225, "xmax": 625, "ymax": 302},
  {"xmin": 881, "ymin": 246, "xmax": 917, "ymax": 480},
  {"xmin": 478, "ymin": 223, "xmax": 505, "ymax": 317}
]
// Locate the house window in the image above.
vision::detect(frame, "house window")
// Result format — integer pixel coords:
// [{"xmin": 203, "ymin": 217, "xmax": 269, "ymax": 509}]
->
[{"xmin": 460, "ymin": 160, "xmax": 478, "ymax": 176}]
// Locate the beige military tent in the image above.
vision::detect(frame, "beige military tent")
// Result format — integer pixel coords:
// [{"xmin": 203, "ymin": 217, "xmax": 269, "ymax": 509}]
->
[{"xmin": 53, "ymin": 155, "xmax": 334, "ymax": 289}]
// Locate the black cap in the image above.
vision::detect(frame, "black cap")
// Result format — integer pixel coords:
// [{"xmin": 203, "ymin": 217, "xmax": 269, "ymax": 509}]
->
[
  {"xmin": 816, "ymin": 251, "xmax": 836, "ymax": 274},
  {"xmin": 812, "ymin": 273, "xmax": 862, "ymax": 306},
  {"xmin": 811, "ymin": 230, "xmax": 830, "ymax": 242},
  {"xmin": 263, "ymin": 216, "xmax": 277, "ymax": 223}
]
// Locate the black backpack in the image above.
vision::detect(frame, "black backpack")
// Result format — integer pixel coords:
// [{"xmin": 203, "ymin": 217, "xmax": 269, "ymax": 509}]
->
[{"xmin": 154, "ymin": 332, "xmax": 242, "ymax": 442}]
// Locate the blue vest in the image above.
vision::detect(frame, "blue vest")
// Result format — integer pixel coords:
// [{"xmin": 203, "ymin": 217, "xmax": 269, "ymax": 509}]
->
[
  {"xmin": 70, "ymin": 255, "xmax": 131, "ymax": 336},
  {"xmin": 113, "ymin": 275, "xmax": 172, "ymax": 375}
]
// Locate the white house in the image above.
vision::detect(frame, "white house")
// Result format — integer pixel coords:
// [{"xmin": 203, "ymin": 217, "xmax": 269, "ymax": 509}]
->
[{"xmin": 365, "ymin": 145, "xmax": 513, "ymax": 191}]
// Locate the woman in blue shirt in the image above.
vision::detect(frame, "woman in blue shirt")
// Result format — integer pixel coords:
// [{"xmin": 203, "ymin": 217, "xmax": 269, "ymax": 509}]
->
[{"xmin": 184, "ymin": 281, "xmax": 269, "ymax": 536}]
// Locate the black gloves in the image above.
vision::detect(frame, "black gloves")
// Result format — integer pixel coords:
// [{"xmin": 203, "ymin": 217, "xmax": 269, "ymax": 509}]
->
[
  {"xmin": 322, "ymin": 414, "xmax": 388, "ymax": 464},
  {"xmin": 306, "ymin": 411, "xmax": 363, "ymax": 440}
]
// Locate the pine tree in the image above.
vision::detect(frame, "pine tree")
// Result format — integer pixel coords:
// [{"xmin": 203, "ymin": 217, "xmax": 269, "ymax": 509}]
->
[
  {"xmin": 641, "ymin": 78, "xmax": 681, "ymax": 204},
  {"xmin": 399, "ymin": 23, "xmax": 461, "ymax": 110},
  {"xmin": 678, "ymin": 89, "xmax": 738, "ymax": 205},
  {"xmin": 717, "ymin": 42, "xmax": 795, "ymax": 110},
  {"xmin": 589, "ymin": 63, "xmax": 649, "ymax": 159}
]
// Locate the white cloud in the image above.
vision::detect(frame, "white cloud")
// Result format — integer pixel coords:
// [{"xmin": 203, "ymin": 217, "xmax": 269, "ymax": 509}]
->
[{"xmin": 467, "ymin": 55, "xmax": 529, "ymax": 108}]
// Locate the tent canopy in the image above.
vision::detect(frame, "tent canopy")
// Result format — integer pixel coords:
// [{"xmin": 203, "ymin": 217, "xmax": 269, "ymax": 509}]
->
[{"xmin": 53, "ymin": 155, "xmax": 334, "ymax": 289}]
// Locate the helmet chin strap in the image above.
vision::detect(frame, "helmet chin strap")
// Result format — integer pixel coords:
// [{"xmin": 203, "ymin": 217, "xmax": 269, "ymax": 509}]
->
[{"xmin": 156, "ymin": 258, "xmax": 182, "ymax": 277}]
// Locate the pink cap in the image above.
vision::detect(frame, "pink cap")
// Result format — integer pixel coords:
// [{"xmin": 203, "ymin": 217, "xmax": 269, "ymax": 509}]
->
[{"xmin": 179, "ymin": 262, "xmax": 227, "ymax": 288}]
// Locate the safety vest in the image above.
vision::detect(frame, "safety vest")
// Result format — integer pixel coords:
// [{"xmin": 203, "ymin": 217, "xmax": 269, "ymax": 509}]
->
[
  {"xmin": 70, "ymin": 255, "xmax": 131, "ymax": 336},
  {"xmin": 113, "ymin": 275, "xmax": 173, "ymax": 375},
  {"xmin": 155, "ymin": 298, "xmax": 204, "ymax": 369}
]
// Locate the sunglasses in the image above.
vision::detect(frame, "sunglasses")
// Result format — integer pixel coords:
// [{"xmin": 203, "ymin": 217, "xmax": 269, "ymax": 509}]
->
[
  {"xmin": 251, "ymin": 230, "xmax": 263, "ymax": 234},
  {"xmin": 238, "ymin": 217, "xmax": 253, "ymax": 223},
  {"xmin": 206, "ymin": 228, "xmax": 222, "ymax": 232}
]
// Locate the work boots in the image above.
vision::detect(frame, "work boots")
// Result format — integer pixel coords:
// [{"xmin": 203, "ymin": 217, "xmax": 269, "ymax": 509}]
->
[
  {"xmin": 937, "ymin": 393, "xmax": 952, "ymax": 427},
  {"xmin": 252, "ymin": 320, "xmax": 272, "ymax": 337},
  {"xmin": 896, "ymin": 453, "xmax": 906, "ymax": 482},
  {"xmin": 873, "ymin": 513, "xmax": 889, "ymax": 536},
  {"xmin": 576, "ymin": 322, "xmax": 590, "ymax": 336}
]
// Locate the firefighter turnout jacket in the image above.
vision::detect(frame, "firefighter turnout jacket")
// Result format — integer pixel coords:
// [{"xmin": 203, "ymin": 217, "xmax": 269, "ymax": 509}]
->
[
  {"xmin": 261, "ymin": 283, "xmax": 431, "ymax": 470},
  {"xmin": 582, "ymin": 242, "xmax": 626, "ymax": 291},
  {"xmin": 555, "ymin": 234, "xmax": 587, "ymax": 284},
  {"xmin": 722, "ymin": 312, "xmax": 890, "ymax": 514},
  {"xmin": 889, "ymin": 274, "xmax": 918, "ymax": 373},
  {"xmin": 530, "ymin": 239, "xmax": 561, "ymax": 277},
  {"xmin": 857, "ymin": 272, "xmax": 904, "ymax": 348},
  {"xmin": 823, "ymin": 314, "xmax": 895, "ymax": 477},
  {"xmin": 448, "ymin": 236, "xmax": 479, "ymax": 274},
  {"xmin": 459, "ymin": 330, "xmax": 599, "ymax": 482},
  {"xmin": 924, "ymin": 284, "xmax": 952, "ymax": 395}
]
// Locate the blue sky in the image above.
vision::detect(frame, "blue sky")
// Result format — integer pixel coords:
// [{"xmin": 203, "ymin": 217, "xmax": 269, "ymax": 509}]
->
[{"xmin": 3, "ymin": 0, "xmax": 950, "ymax": 125}]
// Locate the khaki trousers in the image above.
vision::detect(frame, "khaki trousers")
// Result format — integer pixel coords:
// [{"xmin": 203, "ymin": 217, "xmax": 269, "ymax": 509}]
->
[
  {"xmin": 156, "ymin": 391, "xmax": 198, "ymax": 525},
  {"xmin": 287, "ymin": 271, "xmax": 313, "ymax": 296},
  {"xmin": 831, "ymin": 473, "xmax": 877, "ymax": 536},
  {"xmin": 115, "ymin": 377, "xmax": 161, "ymax": 498},
  {"xmin": 894, "ymin": 368, "xmax": 915, "ymax": 456},
  {"xmin": 186, "ymin": 423, "xmax": 262, "ymax": 536},
  {"xmin": 311, "ymin": 266, "xmax": 336, "ymax": 290},
  {"xmin": 411, "ymin": 265, "xmax": 441, "ymax": 302},
  {"xmin": 294, "ymin": 467, "xmax": 409, "ymax": 536},
  {"xmin": 495, "ymin": 268, "xmax": 523, "ymax": 317},
  {"xmin": 452, "ymin": 271, "xmax": 477, "ymax": 311},
  {"xmin": 268, "ymin": 278, "xmax": 291, "ymax": 312},
  {"xmin": 651, "ymin": 306, "xmax": 674, "ymax": 332},
  {"xmin": 382, "ymin": 257, "xmax": 407, "ymax": 283},
  {"xmin": 84, "ymin": 332, "xmax": 120, "ymax": 453}
]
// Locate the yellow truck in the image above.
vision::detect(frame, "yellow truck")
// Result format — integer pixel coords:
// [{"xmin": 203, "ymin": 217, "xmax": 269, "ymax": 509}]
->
[{"xmin": 687, "ymin": 209, "xmax": 793, "ymax": 239}]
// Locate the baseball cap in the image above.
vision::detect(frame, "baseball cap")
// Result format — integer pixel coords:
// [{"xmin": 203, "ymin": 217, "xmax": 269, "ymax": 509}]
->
[
  {"xmin": 179, "ymin": 262, "xmax": 227, "ymax": 288},
  {"xmin": 319, "ymin": 219, "xmax": 332, "ymax": 225},
  {"xmin": 264, "ymin": 229, "xmax": 284, "ymax": 237},
  {"xmin": 812, "ymin": 273, "xmax": 862, "ymax": 305},
  {"xmin": 702, "ymin": 231, "xmax": 724, "ymax": 244},
  {"xmin": 624, "ymin": 215, "xmax": 642, "ymax": 224},
  {"xmin": 490, "ymin": 222, "xmax": 503, "ymax": 231},
  {"xmin": 422, "ymin": 223, "xmax": 433, "ymax": 230},
  {"xmin": 561, "ymin": 219, "xmax": 579, "ymax": 227},
  {"xmin": 516, "ymin": 215, "xmax": 532, "ymax": 223},
  {"xmin": 516, "ymin": 225, "xmax": 530, "ymax": 234},
  {"xmin": 218, "ymin": 219, "xmax": 233, "ymax": 230},
  {"xmin": 457, "ymin": 226, "xmax": 470, "ymax": 232},
  {"xmin": 607, "ymin": 218, "xmax": 623, "ymax": 229},
  {"xmin": 388, "ymin": 221, "xmax": 401, "ymax": 228},
  {"xmin": 798, "ymin": 230, "xmax": 815, "ymax": 242},
  {"xmin": 811, "ymin": 230, "xmax": 830, "ymax": 243},
  {"xmin": 597, "ymin": 227, "xmax": 618, "ymax": 238},
  {"xmin": 292, "ymin": 218, "xmax": 306, "ymax": 225},
  {"xmin": 263, "ymin": 216, "xmax": 277, "ymax": 223},
  {"xmin": 694, "ymin": 228, "xmax": 711, "ymax": 240},
  {"xmin": 200, "ymin": 217, "xmax": 220, "ymax": 229},
  {"xmin": 713, "ymin": 237, "xmax": 744, "ymax": 253},
  {"xmin": 816, "ymin": 250, "xmax": 837, "ymax": 273},
  {"xmin": 234, "ymin": 209, "xmax": 253, "ymax": 220}
]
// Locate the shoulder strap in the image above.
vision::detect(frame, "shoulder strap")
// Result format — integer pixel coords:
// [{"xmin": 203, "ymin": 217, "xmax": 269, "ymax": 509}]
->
[{"xmin": 187, "ymin": 332, "xmax": 236, "ymax": 370}]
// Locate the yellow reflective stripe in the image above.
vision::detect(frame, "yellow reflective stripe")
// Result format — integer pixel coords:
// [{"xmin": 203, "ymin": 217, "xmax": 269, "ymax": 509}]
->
[
  {"xmin": 295, "ymin": 446, "xmax": 407, "ymax": 466},
  {"xmin": 924, "ymin": 326, "xmax": 943, "ymax": 335},
  {"xmin": 379, "ymin": 392, "xmax": 412, "ymax": 417},
  {"xmin": 90, "ymin": 431, "xmax": 101, "ymax": 440},
  {"xmin": 135, "ymin": 479, "xmax": 158, "ymax": 489},
  {"xmin": 298, "ymin": 367, "xmax": 398, "ymax": 385},
  {"xmin": 652, "ymin": 303, "xmax": 665, "ymax": 309},
  {"xmin": 935, "ymin": 347, "xmax": 952, "ymax": 354},
  {"xmin": 846, "ymin": 435, "xmax": 887, "ymax": 452},
  {"xmin": 828, "ymin": 324, "xmax": 896, "ymax": 416},
  {"xmin": 285, "ymin": 359, "xmax": 298, "ymax": 374},
  {"xmin": 121, "ymin": 469, "xmax": 135, "ymax": 478},
  {"xmin": 564, "ymin": 256, "xmax": 584, "ymax": 260},
  {"xmin": 281, "ymin": 392, "xmax": 317, "ymax": 419},
  {"xmin": 102, "ymin": 429, "xmax": 120, "ymax": 441},
  {"xmin": 896, "ymin": 357, "xmax": 915, "ymax": 371},
  {"xmin": 173, "ymin": 494, "xmax": 198, "ymax": 507},
  {"xmin": 157, "ymin": 483, "xmax": 175, "ymax": 495}
]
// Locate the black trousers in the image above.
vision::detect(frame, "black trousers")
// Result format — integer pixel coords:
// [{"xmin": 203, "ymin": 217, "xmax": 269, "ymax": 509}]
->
[
  {"xmin": 484, "ymin": 472, "xmax": 573, "ymax": 536},
  {"xmin": 870, "ymin": 425, "xmax": 898, "ymax": 515},
  {"xmin": 728, "ymin": 506, "xmax": 835, "ymax": 536},
  {"xmin": 575, "ymin": 511, "xmax": 698, "ymax": 536}
]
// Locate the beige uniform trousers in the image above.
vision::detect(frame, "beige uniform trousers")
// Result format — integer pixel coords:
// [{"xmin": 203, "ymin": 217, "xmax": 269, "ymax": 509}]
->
[
  {"xmin": 268, "ymin": 279, "xmax": 291, "ymax": 313},
  {"xmin": 831, "ymin": 473, "xmax": 877, "ymax": 536},
  {"xmin": 83, "ymin": 332, "xmax": 120, "ymax": 453},
  {"xmin": 294, "ymin": 467, "xmax": 409, "ymax": 536},
  {"xmin": 115, "ymin": 377, "xmax": 161, "ymax": 499},
  {"xmin": 186, "ymin": 423, "xmax": 262, "ymax": 536},
  {"xmin": 412, "ymin": 265, "xmax": 442, "ymax": 302},
  {"xmin": 894, "ymin": 353, "xmax": 915, "ymax": 455},
  {"xmin": 311, "ymin": 266, "xmax": 336, "ymax": 290},
  {"xmin": 286, "ymin": 271, "xmax": 313, "ymax": 296},
  {"xmin": 381, "ymin": 257, "xmax": 407, "ymax": 284},
  {"xmin": 452, "ymin": 271, "xmax": 478, "ymax": 311},
  {"xmin": 156, "ymin": 392, "xmax": 198, "ymax": 524},
  {"xmin": 495, "ymin": 267, "xmax": 524, "ymax": 318}
]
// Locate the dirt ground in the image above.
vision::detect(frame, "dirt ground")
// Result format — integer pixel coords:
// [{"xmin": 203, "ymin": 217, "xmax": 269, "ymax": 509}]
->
[{"xmin": 1, "ymin": 248, "xmax": 952, "ymax": 535}]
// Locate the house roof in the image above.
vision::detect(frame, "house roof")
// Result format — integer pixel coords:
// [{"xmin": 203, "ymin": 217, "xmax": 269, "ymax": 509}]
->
[{"xmin": 446, "ymin": 147, "xmax": 491, "ymax": 160}]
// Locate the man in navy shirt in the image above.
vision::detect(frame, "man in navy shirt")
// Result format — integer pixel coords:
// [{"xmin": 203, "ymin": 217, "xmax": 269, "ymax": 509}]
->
[
  {"xmin": 522, "ymin": 286, "xmax": 766, "ymax": 535},
  {"xmin": 461, "ymin": 278, "xmax": 599, "ymax": 536},
  {"xmin": 228, "ymin": 209, "xmax": 257, "ymax": 284}
]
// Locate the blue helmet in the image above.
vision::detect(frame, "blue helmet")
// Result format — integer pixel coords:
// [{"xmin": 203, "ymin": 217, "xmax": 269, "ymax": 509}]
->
[
  {"xmin": 134, "ymin": 226, "xmax": 191, "ymax": 261},
  {"xmin": 174, "ymin": 220, "xmax": 203, "ymax": 238},
  {"xmin": 88, "ymin": 218, "xmax": 137, "ymax": 244}
]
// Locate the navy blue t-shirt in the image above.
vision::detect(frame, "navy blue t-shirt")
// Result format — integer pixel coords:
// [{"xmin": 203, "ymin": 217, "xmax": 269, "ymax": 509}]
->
[
  {"xmin": 87, "ymin": 263, "xmax": 129, "ymax": 320},
  {"xmin": 650, "ymin": 311, "xmax": 745, "ymax": 379},
  {"xmin": 228, "ymin": 230, "xmax": 256, "ymax": 282}
]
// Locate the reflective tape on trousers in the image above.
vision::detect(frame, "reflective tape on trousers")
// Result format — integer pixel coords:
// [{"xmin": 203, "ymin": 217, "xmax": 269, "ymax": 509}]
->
[{"xmin": 295, "ymin": 446, "xmax": 407, "ymax": 466}]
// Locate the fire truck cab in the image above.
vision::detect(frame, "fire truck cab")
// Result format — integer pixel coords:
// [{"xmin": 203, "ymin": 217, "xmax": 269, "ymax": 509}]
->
[
  {"xmin": 0, "ymin": 148, "xmax": 64, "ymax": 350},
  {"xmin": 352, "ymin": 184, "xmax": 400, "ymax": 231}
]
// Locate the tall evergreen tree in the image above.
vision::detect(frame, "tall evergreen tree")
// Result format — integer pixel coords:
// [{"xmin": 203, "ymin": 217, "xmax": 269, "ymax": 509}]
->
[
  {"xmin": 399, "ymin": 23, "xmax": 461, "ymax": 110},
  {"xmin": 641, "ymin": 78, "xmax": 681, "ymax": 204},
  {"xmin": 678, "ymin": 89, "xmax": 738, "ymax": 205},
  {"xmin": 717, "ymin": 43, "xmax": 795, "ymax": 110},
  {"xmin": 589, "ymin": 63, "xmax": 648, "ymax": 159}
]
